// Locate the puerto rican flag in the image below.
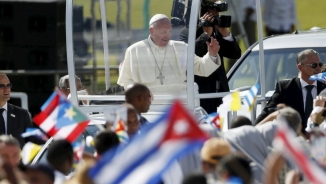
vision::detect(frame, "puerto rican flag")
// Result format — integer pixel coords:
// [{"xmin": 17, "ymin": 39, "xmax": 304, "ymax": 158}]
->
[
  {"xmin": 89, "ymin": 100, "xmax": 208, "ymax": 184},
  {"xmin": 33, "ymin": 91, "xmax": 90, "ymax": 143},
  {"xmin": 273, "ymin": 118, "xmax": 326, "ymax": 184}
]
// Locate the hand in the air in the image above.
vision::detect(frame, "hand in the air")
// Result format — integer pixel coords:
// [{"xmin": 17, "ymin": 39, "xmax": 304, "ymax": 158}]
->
[{"xmin": 206, "ymin": 37, "xmax": 220, "ymax": 57}]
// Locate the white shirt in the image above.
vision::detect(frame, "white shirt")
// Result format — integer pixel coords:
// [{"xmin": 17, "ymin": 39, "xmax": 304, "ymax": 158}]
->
[
  {"xmin": 263, "ymin": 0, "xmax": 297, "ymax": 31},
  {"xmin": 305, "ymin": 106, "xmax": 326, "ymax": 132},
  {"xmin": 54, "ymin": 170, "xmax": 68, "ymax": 184},
  {"xmin": 0, "ymin": 102, "xmax": 8, "ymax": 134},
  {"xmin": 227, "ymin": 0, "xmax": 257, "ymax": 23},
  {"xmin": 300, "ymin": 78, "xmax": 317, "ymax": 111}
]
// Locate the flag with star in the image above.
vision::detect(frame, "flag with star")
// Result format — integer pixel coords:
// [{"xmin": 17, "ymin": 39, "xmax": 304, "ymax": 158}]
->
[
  {"xmin": 34, "ymin": 90, "xmax": 90, "ymax": 143},
  {"xmin": 89, "ymin": 100, "xmax": 208, "ymax": 184}
]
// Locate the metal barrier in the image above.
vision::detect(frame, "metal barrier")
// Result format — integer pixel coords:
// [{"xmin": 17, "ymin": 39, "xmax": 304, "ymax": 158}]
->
[{"xmin": 11, "ymin": 92, "xmax": 29, "ymax": 110}]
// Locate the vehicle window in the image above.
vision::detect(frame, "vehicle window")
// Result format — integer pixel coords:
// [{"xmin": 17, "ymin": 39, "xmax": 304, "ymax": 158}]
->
[{"xmin": 228, "ymin": 48, "xmax": 326, "ymax": 93}]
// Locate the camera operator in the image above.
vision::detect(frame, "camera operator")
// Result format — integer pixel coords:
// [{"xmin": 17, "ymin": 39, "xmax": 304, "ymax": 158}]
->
[{"xmin": 180, "ymin": 0, "xmax": 241, "ymax": 114}]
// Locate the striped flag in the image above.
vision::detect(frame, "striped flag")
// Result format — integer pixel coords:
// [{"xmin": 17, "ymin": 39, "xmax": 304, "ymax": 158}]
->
[
  {"xmin": 72, "ymin": 141, "xmax": 85, "ymax": 161},
  {"xmin": 273, "ymin": 118, "xmax": 326, "ymax": 184},
  {"xmin": 205, "ymin": 112, "xmax": 222, "ymax": 131},
  {"xmin": 309, "ymin": 72, "xmax": 326, "ymax": 83},
  {"xmin": 243, "ymin": 83, "xmax": 260, "ymax": 111},
  {"xmin": 33, "ymin": 91, "xmax": 90, "ymax": 143},
  {"xmin": 21, "ymin": 128, "xmax": 48, "ymax": 141},
  {"xmin": 89, "ymin": 100, "xmax": 208, "ymax": 184}
]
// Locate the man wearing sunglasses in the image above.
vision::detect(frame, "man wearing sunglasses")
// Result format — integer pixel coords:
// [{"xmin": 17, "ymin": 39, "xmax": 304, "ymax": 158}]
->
[
  {"xmin": 0, "ymin": 73, "xmax": 44, "ymax": 147},
  {"xmin": 255, "ymin": 49, "xmax": 326, "ymax": 137}
]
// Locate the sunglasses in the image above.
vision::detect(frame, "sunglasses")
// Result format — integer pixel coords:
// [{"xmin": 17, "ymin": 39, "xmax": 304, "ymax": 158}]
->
[
  {"xmin": 301, "ymin": 62, "xmax": 323, "ymax": 69},
  {"xmin": 0, "ymin": 83, "xmax": 12, "ymax": 89}
]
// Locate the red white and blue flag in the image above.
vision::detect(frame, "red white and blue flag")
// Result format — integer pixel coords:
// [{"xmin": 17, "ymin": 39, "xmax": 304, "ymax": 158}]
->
[
  {"xmin": 33, "ymin": 91, "xmax": 90, "ymax": 143},
  {"xmin": 205, "ymin": 112, "xmax": 221, "ymax": 131},
  {"xmin": 273, "ymin": 118, "xmax": 326, "ymax": 184},
  {"xmin": 89, "ymin": 100, "xmax": 208, "ymax": 184}
]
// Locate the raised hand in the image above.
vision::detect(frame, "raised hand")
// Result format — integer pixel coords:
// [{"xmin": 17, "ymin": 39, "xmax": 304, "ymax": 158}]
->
[{"xmin": 206, "ymin": 37, "xmax": 220, "ymax": 57}]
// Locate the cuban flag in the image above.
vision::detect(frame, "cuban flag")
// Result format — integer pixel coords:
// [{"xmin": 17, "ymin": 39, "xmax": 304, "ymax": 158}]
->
[
  {"xmin": 33, "ymin": 91, "xmax": 90, "ymax": 143},
  {"xmin": 21, "ymin": 128, "xmax": 48, "ymax": 141},
  {"xmin": 309, "ymin": 72, "xmax": 326, "ymax": 83},
  {"xmin": 205, "ymin": 112, "xmax": 222, "ymax": 131},
  {"xmin": 273, "ymin": 118, "xmax": 326, "ymax": 184},
  {"xmin": 243, "ymin": 83, "xmax": 260, "ymax": 111},
  {"xmin": 89, "ymin": 100, "xmax": 208, "ymax": 184},
  {"xmin": 72, "ymin": 141, "xmax": 85, "ymax": 161}
]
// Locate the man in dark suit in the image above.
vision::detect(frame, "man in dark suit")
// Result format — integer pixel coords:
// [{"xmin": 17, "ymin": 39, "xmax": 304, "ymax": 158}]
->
[
  {"xmin": 180, "ymin": 0, "xmax": 241, "ymax": 114},
  {"xmin": 0, "ymin": 73, "xmax": 44, "ymax": 148},
  {"xmin": 255, "ymin": 49, "xmax": 326, "ymax": 134}
]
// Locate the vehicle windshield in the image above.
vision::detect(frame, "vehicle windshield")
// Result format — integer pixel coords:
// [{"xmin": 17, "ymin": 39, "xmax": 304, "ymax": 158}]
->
[{"xmin": 228, "ymin": 47, "xmax": 326, "ymax": 94}]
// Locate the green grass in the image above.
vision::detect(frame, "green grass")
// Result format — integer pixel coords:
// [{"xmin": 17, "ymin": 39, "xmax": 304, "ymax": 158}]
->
[{"xmin": 79, "ymin": 0, "xmax": 326, "ymax": 92}]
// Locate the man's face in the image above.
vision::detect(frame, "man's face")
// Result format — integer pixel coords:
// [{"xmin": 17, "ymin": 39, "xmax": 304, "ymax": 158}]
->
[
  {"xmin": 0, "ymin": 144, "xmax": 21, "ymax": 167},
  {"xmin": 140, "ymin": 90, "xmax": 152, "ymax": 113},
  {"xmin": 25, "ymin": 170, "xmax": 54, "ymax": 184},
  {"xmin": 62, "ymin": 79, "xmax": 83, "ymax": 96},
  {"xmin": 299, "ymin": 54, "xmax": 322, "ymax": 80},
  {"xmin": 149, "ymin": 19, "xmax": 172, "ymax": 47},
  {"xmin": 127, "ymin": 110, "xmax": 140, "ymax": 136},
  {"xmin": 0, "ymin": 75, "xmax": 11, "ymax": 105}
]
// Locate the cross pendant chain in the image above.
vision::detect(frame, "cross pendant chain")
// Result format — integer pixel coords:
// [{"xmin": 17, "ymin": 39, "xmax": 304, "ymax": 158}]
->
[{"xmin": 157, "ymin": 72, "xmax": 165, "ymax": 85}]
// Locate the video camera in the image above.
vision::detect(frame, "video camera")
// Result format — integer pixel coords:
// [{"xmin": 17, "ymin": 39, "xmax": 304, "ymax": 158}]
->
[
  {"xmin": 206, "ymin": 1, "xmax": 228, "ymax": 12},
  {"xmin": 202, "ymin": 1, "xmax": 231, "ymax": 28}
]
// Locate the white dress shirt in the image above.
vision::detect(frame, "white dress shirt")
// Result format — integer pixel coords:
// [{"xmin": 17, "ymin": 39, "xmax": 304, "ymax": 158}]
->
[
  {"xmin": 0, "ymin": 102, "xmax": 8, "ymax": 134},
  {"xmin": 263, "ymin": 0, "xmax": 297, "ymax": 31},
  {"xmin": 300, "ymin": 78, "xmax": 317, "ymax": 111}
]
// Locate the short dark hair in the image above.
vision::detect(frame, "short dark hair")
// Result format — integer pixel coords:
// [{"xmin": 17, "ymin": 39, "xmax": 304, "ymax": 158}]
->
[
  {"xmin": 230, "ymin": 116, "xmax": 252, "ymax": 129},
  {"xmin": 216, "ymin": 154, "xmax": 252, "ymax": 184},
  {"xmin": 26, "ymin": 164, "xmax": 55, "ymax": 182},
  {"xmin": 296, "ymin": 49, "xmax": 319, "ymax": 65},
  {"xmin": 47, "ymin": 139, "xmax": 73, "ymax": 167},
  {"xmin": 94, "ymin": 130, "xmax": 120, "ymax": 155},
  {"xmin": 124, "ymin": 83, "xmax": 150, "ymax": 103}
]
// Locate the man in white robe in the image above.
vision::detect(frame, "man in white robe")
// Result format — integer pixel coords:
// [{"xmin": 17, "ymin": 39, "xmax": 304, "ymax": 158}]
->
[{"xmin": 117, "ymin": 14, "xmax": 221, "ymax": 95}]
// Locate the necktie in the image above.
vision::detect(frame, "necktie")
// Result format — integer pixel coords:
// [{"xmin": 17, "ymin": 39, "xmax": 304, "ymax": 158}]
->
[
  {"xmin": 0, "ymin": 109, "xmax": 5, "ymax": 135},
  {"xmin": 305, "ymin": 85, "xmax": 314, "ymax": 121}
]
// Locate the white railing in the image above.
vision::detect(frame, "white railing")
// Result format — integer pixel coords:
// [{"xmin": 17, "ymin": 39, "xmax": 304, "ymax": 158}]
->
[{"xmin": 11, "ymin": 92, "xmax": 28, "ymax": 110}]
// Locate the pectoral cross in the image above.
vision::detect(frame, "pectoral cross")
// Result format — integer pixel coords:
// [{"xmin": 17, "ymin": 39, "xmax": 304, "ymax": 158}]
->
[{"xmin": 157, "ymin": 73, "xmax": 165, "ymax": 85}]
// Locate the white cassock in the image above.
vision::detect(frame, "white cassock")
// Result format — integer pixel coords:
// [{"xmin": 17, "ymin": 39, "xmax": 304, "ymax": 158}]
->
[{"xmin": 117, "ymin": 36, "xmax": 221, "ymax": 95}]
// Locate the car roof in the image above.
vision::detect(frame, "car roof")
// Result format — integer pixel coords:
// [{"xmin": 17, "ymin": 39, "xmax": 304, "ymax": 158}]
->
[{"xmin": 252, "ymin": 29, "xmax": 326, "ymax": 51}]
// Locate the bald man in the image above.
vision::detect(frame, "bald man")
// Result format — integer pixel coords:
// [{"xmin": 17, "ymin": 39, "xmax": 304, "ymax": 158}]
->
[{"xmin": 124, "ymin": 83, "xmax": 151, "ymax": 126}]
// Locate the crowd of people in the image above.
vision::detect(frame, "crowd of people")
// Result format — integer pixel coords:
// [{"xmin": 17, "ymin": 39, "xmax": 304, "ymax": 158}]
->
[{"xmin": 0, "ymin": 0, "xmax": 323, "ymax": 184}]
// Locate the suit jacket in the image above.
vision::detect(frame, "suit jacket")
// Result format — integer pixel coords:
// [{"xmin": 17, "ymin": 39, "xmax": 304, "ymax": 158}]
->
[
  {"xmin": 254, "ymin": 78, "xmax": 326, "ymax": 133},
  {"xmin": 6, "ymin": 103, "xmax": 44, "ymax": 148},
  {"xmin": 180, "ymin": 26, "xmax": 241, "ymax": 113}
]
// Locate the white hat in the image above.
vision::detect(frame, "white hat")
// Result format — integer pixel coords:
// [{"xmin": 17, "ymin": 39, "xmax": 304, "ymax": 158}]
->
[{"xmin": 149, "ymin": 14, "xmax": 169, "ymax": 26}]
